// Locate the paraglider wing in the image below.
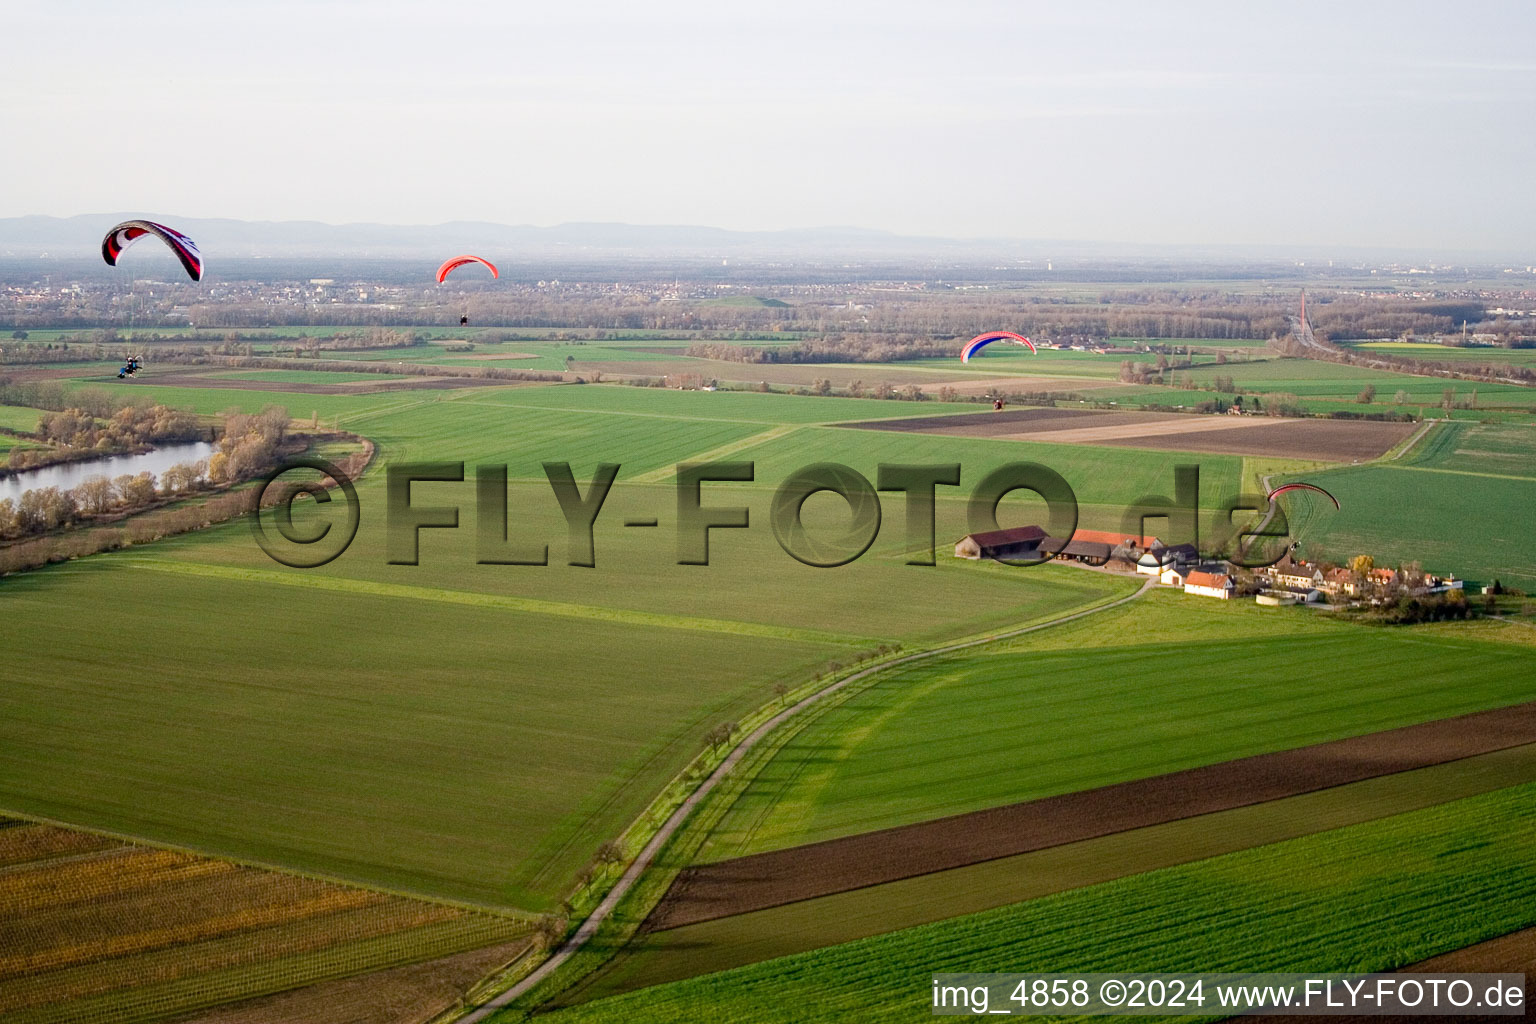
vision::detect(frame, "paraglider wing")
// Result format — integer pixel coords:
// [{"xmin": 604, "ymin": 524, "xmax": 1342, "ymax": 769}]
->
[
  {"xmin": 101, "ymin": 220, "xmax": 203, "ymax": 282},
  {"xmin": 1267, "ymin": 483, "xmax": 1341, "ymax": 510},
  {"xmin": 961, "ymin": 331, "xmax": 1037, "ymax": 363},
  {"xmin": 435, "ymin": 255, "xmax": 499, "ymax": 284}
]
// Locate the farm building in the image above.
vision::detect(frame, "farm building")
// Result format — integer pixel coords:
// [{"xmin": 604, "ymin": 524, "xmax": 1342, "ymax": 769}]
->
[
  {"xmin": 1071, "ymin": 528, "xmax": 1163, "ymax": 551},
  {"xmin": 1033, "ymin": 528, "xmax": 1178, "ymax": 568},
  {"xmin": 1046, "ymin": 528, "xmax": 1165, "ymax": 569},
  {"xmin": 1135, "ymin": 542, "xmax": 1199, "ymax": 576},
  {"xmin": 954, "ymin": 525, "xmax": 1046, "ymax": 560},
  {"xmin": 1159, "ymin": 564, "xmax": 1190, "ymax": 586},
  {"xmin": 1041, "ymin": 536, "xmax": 1114, "ymax": 566},
  {"xmin": 1183, "ymin": 570, "xmax": 1235, "ymax": 599}
]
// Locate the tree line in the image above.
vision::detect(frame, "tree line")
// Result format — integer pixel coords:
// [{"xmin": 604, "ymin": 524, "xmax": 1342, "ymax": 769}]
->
[
  {"xmin": 0, "ymin": 462, "xmax": 206, "ymax": 540},
  {"xmin": 0, "ymin": 413, "xmax": 374, "ymax": 577}
]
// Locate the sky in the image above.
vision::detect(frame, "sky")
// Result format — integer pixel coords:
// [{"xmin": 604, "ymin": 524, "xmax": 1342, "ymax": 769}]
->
[{"xmin": 6, "ymin": 0, "xmax": 1535, "ymax": 253}]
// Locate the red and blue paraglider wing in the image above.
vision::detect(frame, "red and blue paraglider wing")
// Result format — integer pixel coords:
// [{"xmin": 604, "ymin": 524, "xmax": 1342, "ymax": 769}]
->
[
  {"xmin": 435, "ymin": 255, "xmax": 499, "ymax": 283},
  {"xmin": 961, "ymin": 331, "xmax": 1036, "ymax": 363},
  {"xmin": 101, "ymin": 220, "xmax": 204, "ymax": 282}
]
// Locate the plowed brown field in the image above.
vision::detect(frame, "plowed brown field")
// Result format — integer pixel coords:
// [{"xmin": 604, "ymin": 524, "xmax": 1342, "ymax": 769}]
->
[
  {"xmin": 645, "ymin": 700, "xmax": 1536, "ymax": 932},
  {"xmin": 843, "ymin": 407, "xmax": 1416, "ymax": 461}
]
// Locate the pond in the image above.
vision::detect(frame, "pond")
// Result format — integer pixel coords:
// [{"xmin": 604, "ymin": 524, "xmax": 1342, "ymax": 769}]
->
[{"xmin": 0, "ymin": 441, "xmax": 216, "ymax": 504}]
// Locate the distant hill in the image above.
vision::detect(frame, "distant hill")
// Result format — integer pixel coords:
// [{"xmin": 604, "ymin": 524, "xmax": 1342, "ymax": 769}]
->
[
  {"xmin": 0, "ymin": 215, "xmax": 998, "ymax": 261},
  {"xmin": 1, "ymin": 215, "xmax": 1524, "ymax": 270}
]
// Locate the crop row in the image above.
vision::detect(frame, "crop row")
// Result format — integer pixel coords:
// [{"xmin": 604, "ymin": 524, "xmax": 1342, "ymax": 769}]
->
[
  {"xmin": 0, "ymin": 882, "xmax": 381, "ymax": 980},
  {"xmin": 0, "ymin": 898, "xmax": 471, "ymax": 1013},
  {"xmin": 0, "ymin": 846, "xmax": 233, "ymax": 917},
  {"xmin": 537, "ymin": 783, "xmax": 1536, "ymax": 1024},
  {"xmin": 10, "ymin": 912, "xmax": 529, "ymax": 1024},
  {"xmin": 0, "ymin": 823, "xmax": 120, "ymax": 868}
]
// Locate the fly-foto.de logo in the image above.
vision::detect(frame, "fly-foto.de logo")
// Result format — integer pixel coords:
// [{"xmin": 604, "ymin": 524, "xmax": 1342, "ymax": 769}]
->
[{"xmin": 252, "ymin": 458, "xmax": 1333, "ymax": 572}]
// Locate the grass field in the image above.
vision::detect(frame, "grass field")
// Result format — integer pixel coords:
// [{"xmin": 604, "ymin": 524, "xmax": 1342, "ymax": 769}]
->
[
  {"xmin": 530, "ymin": 783, "xmax": 1536, "ymax": 1023},
  {"xmin": 0, "ymin": 434, "xmax": 42, "ymax": 456},
  {"xmin": 0, "ymin": 382, "xmax": 1145, "ymax": 913},
  {"xmin": 566, "ymin": 743, "xmax": 1536, "ymax": 1001},
  {"xmin": 0, "ymin": 404, "xmax": 46, "ymax": 433},
  {"xmin": 1081, "ymin": 356, "xmax": 1536, "ymax": 416},
  {"xmin": 1343, "ymin": 341, "xmax": 1536, "ymax": 370},
  {"xmin": 4, "ymin": 360, "xmax": 1530, "ymax": 1020},
  {"xmin": 694, "ymin": 591, "xmax": 1536, "ymax": 860},
  {"xmin": 205, "ymin": 369, "xmax": 413, "ymax": 384},
  {"xmin": 1285, "ymin": 459, "xmax": 1536, "ymax": 586},
  {"xmin": 1397, "ymin": 419, "xmax": 1536, "ymax": 479},
  {"xmin": 0, "ymin": 556, "xmax": 857, "ymax": 909}
]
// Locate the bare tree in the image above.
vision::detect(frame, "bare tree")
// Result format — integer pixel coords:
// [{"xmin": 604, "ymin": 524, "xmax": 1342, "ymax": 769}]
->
[
  {"xmin": 534, "ymin": 913, "xmax": 567, "ymax": 950},
  {"xmin": 74, "ymin": 475, "xmax": 116, "ymax": 515},
  {"xmin": 704, "ymin": 722, "xmax": 739, "ymax": 754}
]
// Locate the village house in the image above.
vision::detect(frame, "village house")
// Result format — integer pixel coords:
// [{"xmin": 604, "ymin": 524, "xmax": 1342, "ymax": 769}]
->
[
  {"xmin": 1368, "ymin": 567, "xmax": 1399, "ymax": 591},
  {"xmin": 1321, "ymin": 567, "xmax": 1357, "ymax": 597},
  {"xmin": 1136, "ymin": 542, "xmax": 1199, "ymax": 577},
  {"xmin": 1183, "ymin": 569, "xmax": 1235, "ymax": 599},
  {"xmin": 1264, "ymin": 554, "xmax": 1325, "ymax": 592}
]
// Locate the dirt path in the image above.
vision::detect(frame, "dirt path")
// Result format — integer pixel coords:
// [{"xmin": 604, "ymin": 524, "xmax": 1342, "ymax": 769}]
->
[
  {"xmin": 643, "ymin": 699, "xmax": 1536, "ymax": 932},
  {"xmin": 1387, "ymin": 416, "xmax": 1441, "ymax": 462},
  {"xmin": 452, "ymin": 579, "xmax": 1155, "ymax": 1022}
]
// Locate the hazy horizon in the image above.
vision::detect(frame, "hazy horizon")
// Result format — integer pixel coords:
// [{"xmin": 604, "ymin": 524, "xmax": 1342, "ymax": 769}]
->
[{"xmin": 7, "ymin": 1, "xmax": 1535, "ymax": 253}]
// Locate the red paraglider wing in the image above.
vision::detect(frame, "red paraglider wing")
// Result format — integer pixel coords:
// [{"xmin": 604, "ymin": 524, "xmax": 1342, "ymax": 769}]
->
[
  {"xmin": 101, "ymin": 220, "xmax": 204, "ymax": 282},
  {"xmin": 960, "ymin": 331, "xmax": 1036, "ymax": 363},
  {"xmin": 1266, "ymin": 483, "xmax": 1341, "ymax": 510},
  {"xmin": 435, "ymin": 255, "xmax": 499, "ymax": 284}
]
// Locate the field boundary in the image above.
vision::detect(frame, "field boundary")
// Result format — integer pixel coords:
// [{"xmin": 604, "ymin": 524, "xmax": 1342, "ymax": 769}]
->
[
  {"xmin": 126, "ymin": 559, "xmax": 872, "ymax": 647},
  {"xmin": 640, "ymin": 699, "xmax": 1536, "ymax": 932},
  {"xmin": 558, "ymin": 744, "xmax": 1536, "ymax": 1004},
  {"xmin": 1383, "ymin": 416, "xmax": 1441, "ymax": 462},
  {"xmin": 0, "ymin": 807, "xmax": 533, "ymax": 922},
  {"xmin": 451, "ymin": 576, "xmax": 1155, "ymax": 1022},
  {"xmin": 627, "ymin": 424, "xmax": 802, "ymax": 484}
]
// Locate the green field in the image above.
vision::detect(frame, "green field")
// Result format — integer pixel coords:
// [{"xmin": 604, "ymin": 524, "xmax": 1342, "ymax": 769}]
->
[
  {"xmin": 0, "ymin": 404, "xmax": 46, "ymax": 433},
  {"xmin": 205, "ymin": 369, "xmax": 413, "ymax": 384},
  {"xmin": 570, "ymin": 743, "xmax": 1536, "ymax": 1001},
  {"xmin": 901, "ymin": 350, "xmax": 1142, "ymax": 381},
  {"xmin": 1076, "ymin": 354, "xmax": 1536, "ymax": 416},
  {"xmin": 695, "ymin": 590, "xmax": 1536, "ymax": 861},
  {"xmin": 1344, "ymin": 340, "xmax": 1536, "ymax": 370},
  {"xmin": 533, "ymin": 783, "xmax": 1536, "ymax": 1024},
  {"xmin": 4, "ymin": 360, "xmax": 1532, "ymax": 1020},
  {"xmin": 0, "ymin": 383, "xmax": 1143, "ymax": 913},
  {"xmin": 0, "ymin": 557, "xmax": 849, "ymax": 909},
  {"xmin": 1286, "ymin": 457, "xmax": 1536, "ymax": 586},
  {"xmin": 1398, "ymin": 419, "xmax": 1536, "ymax": 479},
  {"xmin": 61, "ymin": 378, "xmax": 412, "ymax": 419}
]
